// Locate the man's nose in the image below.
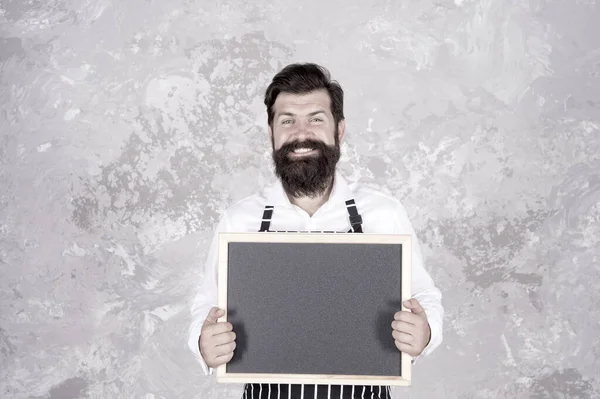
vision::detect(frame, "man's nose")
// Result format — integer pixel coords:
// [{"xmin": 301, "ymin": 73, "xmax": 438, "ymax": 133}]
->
[{"xmin": 293, "ymin": 119, "xmax": 313, "ymax": 139}]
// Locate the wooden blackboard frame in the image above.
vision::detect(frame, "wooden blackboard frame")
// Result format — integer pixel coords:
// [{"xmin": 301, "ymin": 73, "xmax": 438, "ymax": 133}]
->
[{"xmin": 216, "ymin": 232, "xmax": 412, "ymax": 386}]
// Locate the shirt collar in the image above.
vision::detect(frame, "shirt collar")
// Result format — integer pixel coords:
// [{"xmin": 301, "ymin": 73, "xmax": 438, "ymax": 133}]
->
[{"xmin": 265, "ymin": 171, "xmax": 354, "ymax": 209}]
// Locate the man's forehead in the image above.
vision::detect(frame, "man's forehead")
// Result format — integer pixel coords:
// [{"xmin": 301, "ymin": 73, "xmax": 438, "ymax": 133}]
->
[{"xmin": 273, "ymin": 90, "xmax": 331, "ymax": 115}]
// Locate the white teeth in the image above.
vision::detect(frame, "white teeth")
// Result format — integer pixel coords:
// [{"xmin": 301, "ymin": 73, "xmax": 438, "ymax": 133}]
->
[{"xmin": 293, "ymin": 147, "xmax": 314, "ymax": 153}]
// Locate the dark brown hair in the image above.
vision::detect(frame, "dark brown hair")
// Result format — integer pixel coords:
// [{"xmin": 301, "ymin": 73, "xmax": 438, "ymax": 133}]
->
[{"xmin": 264, "ymin": 63, "xmax": 345, "ymax": 127}]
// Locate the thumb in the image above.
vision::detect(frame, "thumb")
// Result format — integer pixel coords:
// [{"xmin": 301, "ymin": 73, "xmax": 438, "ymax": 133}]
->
[
  {"xmin": 203, "ymin": 307, "xmax": 225, "ymax": 326},
  {"xmin": 403, "ymin": 299, "xmax": 425, "ymax": 315}
]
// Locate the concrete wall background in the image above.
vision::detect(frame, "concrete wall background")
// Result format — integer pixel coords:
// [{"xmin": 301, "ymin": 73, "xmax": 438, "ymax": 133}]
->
[{"xmin": 1, "ymin": 0, "xmax": 599, "ymax": 398}]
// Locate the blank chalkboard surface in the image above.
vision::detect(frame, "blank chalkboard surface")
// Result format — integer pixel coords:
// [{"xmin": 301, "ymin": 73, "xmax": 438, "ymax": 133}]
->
[{"xmin": 216, "ymin": 232, "xmax": 412, "ymax": 386}]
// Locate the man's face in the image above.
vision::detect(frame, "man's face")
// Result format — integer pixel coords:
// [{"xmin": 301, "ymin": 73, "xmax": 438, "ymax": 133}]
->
[{"xmin": 269, "ymin": 90, "xmax": 346, "ymax": 198}]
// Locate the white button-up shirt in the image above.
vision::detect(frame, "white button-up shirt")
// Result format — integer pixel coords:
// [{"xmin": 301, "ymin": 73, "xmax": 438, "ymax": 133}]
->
[{"xmin": 188, "ymin": 172, "xmax": 444, "ymax": 374}]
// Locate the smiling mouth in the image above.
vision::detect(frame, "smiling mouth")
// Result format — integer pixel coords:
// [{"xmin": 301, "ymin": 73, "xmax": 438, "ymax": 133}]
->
[
  {"xmin": 293, "ymin": 147, "xmax": 314, "ymax": 154},
  {"xmin": 289, "ymin": 147, "xmax": 319, "ymax": 157}
]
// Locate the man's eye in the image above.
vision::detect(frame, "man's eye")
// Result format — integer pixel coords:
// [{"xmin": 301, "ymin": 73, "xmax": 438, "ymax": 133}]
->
[
  {"xmin": 282, "ymin": 119, "xmax": 293, "ymax": 124},
  {"xmin": 311, "ymin": 118, "xmax": 323, "ymax": 122}
]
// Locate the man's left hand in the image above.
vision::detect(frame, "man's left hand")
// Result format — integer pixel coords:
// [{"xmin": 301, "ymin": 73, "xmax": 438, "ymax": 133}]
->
[{"xmin": 391, "ymin": 298, "xmax": 431, "ymax": 357}]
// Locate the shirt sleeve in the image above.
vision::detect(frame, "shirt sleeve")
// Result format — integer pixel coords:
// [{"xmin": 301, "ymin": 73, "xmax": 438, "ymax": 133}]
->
[
  {"xmin": 187, "ymin": 212, "xmax": 230, "ymax": 375},
  {"xmin": 392, "ymin": 201, "xmax": 444, "ymax": 360}
]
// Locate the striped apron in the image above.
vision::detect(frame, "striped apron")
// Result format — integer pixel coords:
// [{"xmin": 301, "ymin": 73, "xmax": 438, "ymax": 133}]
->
[{"xmin": 241, "ymin": 199, "xmax": 392, "ymax": 399}]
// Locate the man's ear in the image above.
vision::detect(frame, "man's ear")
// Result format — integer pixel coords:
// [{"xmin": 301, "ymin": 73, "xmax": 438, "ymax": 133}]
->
[{"xmin": 337, "ymin": 119, "xmax": 346, "ymax": 142}]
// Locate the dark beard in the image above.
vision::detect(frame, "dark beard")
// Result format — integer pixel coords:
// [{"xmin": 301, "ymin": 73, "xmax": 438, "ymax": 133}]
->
[{"xmin": 272, "ymin": 134, "xmax": 340, "ymax": 198}]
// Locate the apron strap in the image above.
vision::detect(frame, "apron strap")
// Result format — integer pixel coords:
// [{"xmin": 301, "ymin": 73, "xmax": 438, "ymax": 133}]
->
[
  {"xmin": 345, "ymin": 199, "xmax": 363, "ymax": 233},
  {"xmin": 259, "ymin": 205, "xmax": 274, "ymax": 232},
  {"xmin": 259, "ymin": 200, "xmax": 364, "ymax": 233}
]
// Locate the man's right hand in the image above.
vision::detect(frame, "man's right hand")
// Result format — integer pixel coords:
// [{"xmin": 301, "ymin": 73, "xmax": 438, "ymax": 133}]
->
[{"xmin": 199, "ymin": 307, "xmax": 237, "ymax": 368}]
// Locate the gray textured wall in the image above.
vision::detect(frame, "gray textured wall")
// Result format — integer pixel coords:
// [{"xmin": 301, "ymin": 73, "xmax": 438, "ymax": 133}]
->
[{"xmin": 1, "ymin": 0, "xmax": 599, "ymax": 398}]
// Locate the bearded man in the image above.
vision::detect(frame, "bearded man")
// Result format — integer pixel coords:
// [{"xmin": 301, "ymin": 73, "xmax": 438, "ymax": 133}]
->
[{"xmin": 188, "ymin": 63, "xmax": 444, "ymax": 399}]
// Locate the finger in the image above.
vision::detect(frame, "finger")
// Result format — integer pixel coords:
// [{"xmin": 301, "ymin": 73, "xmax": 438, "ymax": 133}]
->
[
  {"xmin": 212, "ymin": 331, "xmax": 236, "ymax": 346},
  {"xmin": 203, "ymin": 307, "xmax": 225, "ymax": 326},
  {"xmin": 403, "ymin": 299, "xmax": 425, "ymax": 315},
  {"xmin": 202, "ymin": 321, "xmax": 233, "ymax": 336},
  {"xmin": 400, "ymin": 311, "xmax": 426, "ymax": 327},
  {"xmin": 218, "ymin": 341, "xmax": 236, "ymax": 354},
  {"xmin": 209, "ymin": 340, "xmax": 236, "ymax": 358},
  {"xmin": 393, "ymin": 311, "xmax": 417, "ymax": 324},
  {"xmin": 206, "ymin": 348, "xmax": 235, "ymax": 368},
  {"xmin": 391, "ymin": 320, "xmax": 416, "ymax": 334},
  {"xmin": 200, "ymin": 332, "xmax": 235, "ymax": 358},
  {"xmin": 394, "ymin": 340, "xmax": 415, "ymax": 355},
  {"xmin": 216, "ymin": 350, "xmax": 235, "ymax": 364},
  {"xmin": 398, "ymin": 311, "xmax": 428, "ymax": 331},
  {"xmin": 392, "ymin": 330, "xmax": 414, "ymax": 344}
]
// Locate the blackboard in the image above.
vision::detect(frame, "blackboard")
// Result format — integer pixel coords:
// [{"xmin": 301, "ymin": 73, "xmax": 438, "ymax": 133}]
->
[{"xmin": 216, "ymin": 232, "xmax": 412, "ymax": 386}]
